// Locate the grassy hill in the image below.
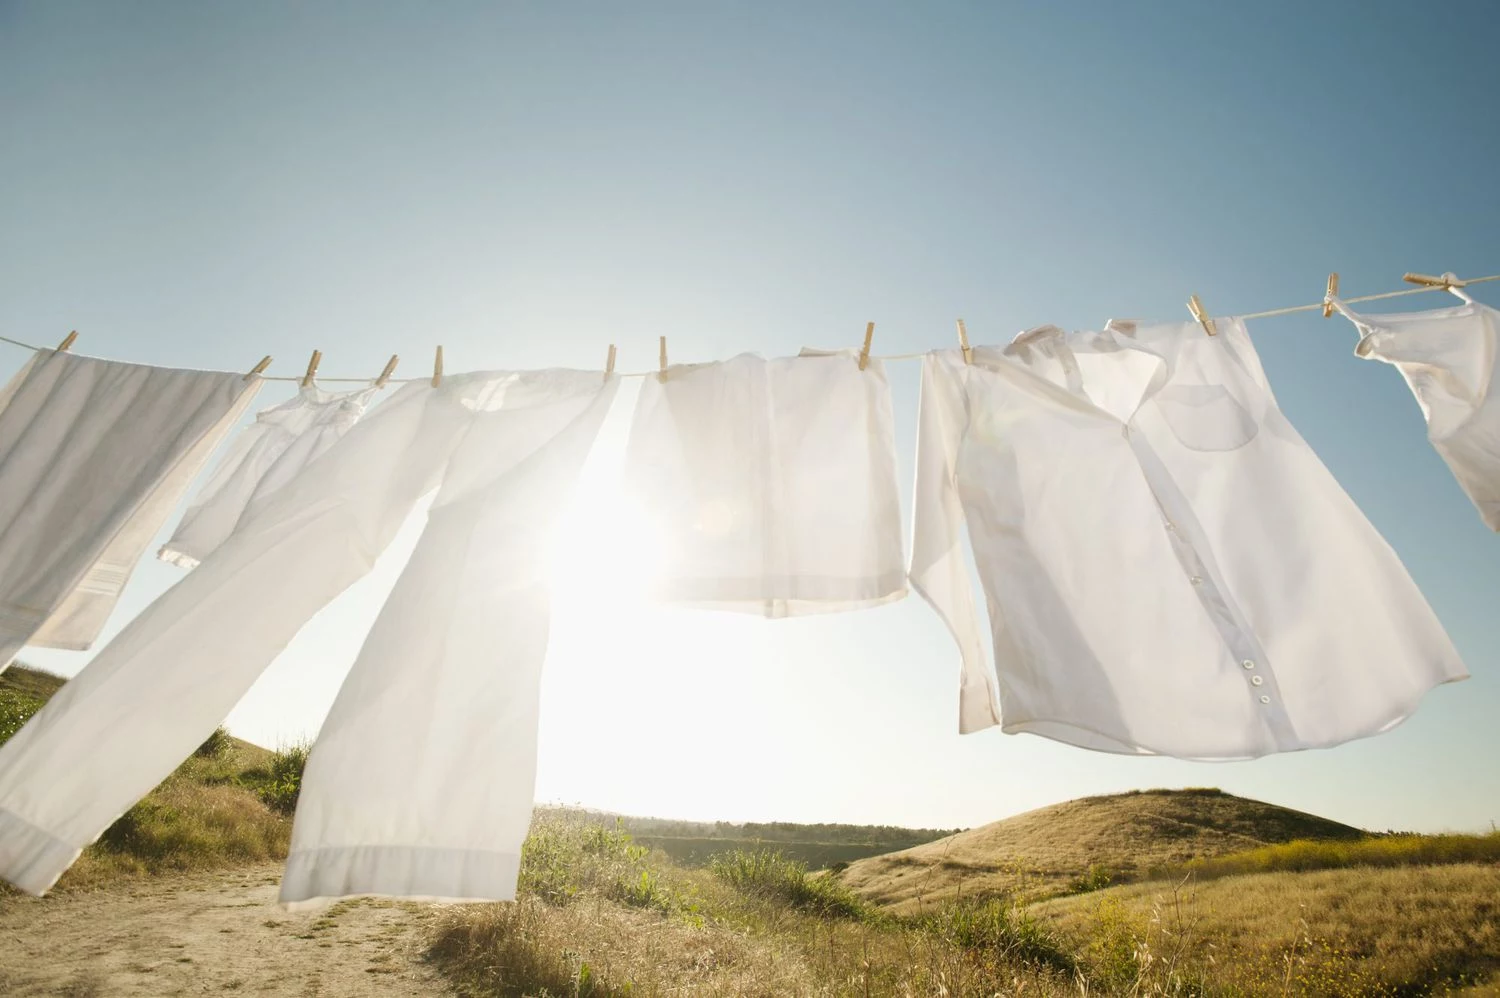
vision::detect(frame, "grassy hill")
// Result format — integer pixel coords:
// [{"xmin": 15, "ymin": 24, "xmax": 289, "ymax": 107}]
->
[
  {"xmin": 1031, "ymin": 862, "xmax": 1500, "ymax": 994},
  {"xmin": 837, "ymin": 787, "xmax": 1365, "ymax": 912}
]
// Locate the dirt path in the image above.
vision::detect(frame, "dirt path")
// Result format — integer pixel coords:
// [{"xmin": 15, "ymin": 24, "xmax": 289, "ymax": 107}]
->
[{"xmin": 0, "ymin": 864, "xmax": 456, "ymax": 996}]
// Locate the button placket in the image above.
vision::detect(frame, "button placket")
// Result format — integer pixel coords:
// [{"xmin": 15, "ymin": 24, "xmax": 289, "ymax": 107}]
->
[{"xmin": 1129, "ymin": 428, "xmax": 1298, "ymax": 745}]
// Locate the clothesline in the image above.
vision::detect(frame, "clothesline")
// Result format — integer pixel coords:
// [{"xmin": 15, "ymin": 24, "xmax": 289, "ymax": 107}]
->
[{"xmin": 2, "ymin": 271, "xmax": 1495, "ymax": 384}]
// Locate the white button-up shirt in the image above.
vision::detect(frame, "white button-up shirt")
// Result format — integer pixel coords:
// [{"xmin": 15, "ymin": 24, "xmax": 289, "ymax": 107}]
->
[
  {"xmin": 911, "ymin": 318, "xmax": 1466, "ymax": 757},
  {"xmin": 1336, "ymin": 296, "xmax": 1500, "ymax": 531}
]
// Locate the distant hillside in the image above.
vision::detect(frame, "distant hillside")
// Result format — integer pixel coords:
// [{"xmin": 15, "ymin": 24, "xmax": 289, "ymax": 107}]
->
[
  {"xmin": 548, "ymin": 808, "xmax": 959, "ymax": 869},
  {"xmin": 838, "ymin": 788, "xmax": 1364, "ymax": 912}
]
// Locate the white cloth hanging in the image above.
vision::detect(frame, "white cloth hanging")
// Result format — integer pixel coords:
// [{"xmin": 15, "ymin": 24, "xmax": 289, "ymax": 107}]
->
[
  {"xmin": 0, "ymin": 370, "xmax": 616, "ymax": 899},
  {"xmin": 160, "ymin": 382, "xmax": 379, "ymax": 569},
  {"xmin": 910, "ymin": 319, "xmax": 1466, "ymax": 757},
  {"xmin": 0, "ymin": 350, "xmax": 260, "ymax": 668},
  {"xmin": 280, "ymin": 372, "xmax": 615, "ymax": 909},
  {"xmin": 1330, "ymin": 295, "xmax": 1500, "ymax": 531},
  {"xmin": 625, "ymin": 350, "xmax": 905, "ymax": 616}
]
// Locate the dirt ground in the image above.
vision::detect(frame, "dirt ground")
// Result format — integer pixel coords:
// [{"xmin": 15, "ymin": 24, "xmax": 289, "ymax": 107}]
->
[{"xmin": 0, "ymin": 864, "xmax": 455, "ymax": 996}]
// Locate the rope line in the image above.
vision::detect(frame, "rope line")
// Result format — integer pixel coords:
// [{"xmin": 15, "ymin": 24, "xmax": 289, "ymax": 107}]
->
[{"xmin": 3, "ymin": 274, "xmax": 1494, "ymax": 383}]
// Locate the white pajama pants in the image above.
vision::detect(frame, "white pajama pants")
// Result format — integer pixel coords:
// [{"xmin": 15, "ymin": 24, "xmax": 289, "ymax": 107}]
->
[{"xmin": 0, "ymin": 370, "xmax": 616, "ymax": 902}]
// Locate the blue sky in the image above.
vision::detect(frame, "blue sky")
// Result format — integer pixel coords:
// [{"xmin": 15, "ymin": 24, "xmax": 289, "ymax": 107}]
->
[{"xmin": 2, "ymin": 1, "xmax": 1497, "ymax": 833}]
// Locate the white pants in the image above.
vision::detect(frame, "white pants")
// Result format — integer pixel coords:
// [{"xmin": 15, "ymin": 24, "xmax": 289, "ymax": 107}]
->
[{"xmin": 0, "ymin": 370, "xmax": 616, "ymax": 900}]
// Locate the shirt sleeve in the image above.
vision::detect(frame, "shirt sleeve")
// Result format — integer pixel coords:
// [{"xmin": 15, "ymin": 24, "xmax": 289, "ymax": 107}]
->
[{"xmin": 908, "ymin": 353, "xmax": 1002, "ymax": 734}]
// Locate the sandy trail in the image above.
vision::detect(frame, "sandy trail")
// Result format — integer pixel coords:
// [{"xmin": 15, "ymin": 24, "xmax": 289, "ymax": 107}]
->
[{"xmin": 0, "ymin": 864, "xmax": 455, "ymax": 996}]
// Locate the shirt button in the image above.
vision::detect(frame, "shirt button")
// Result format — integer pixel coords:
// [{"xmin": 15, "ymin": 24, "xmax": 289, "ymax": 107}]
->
[
  {"xmin": 1241, "ymin": 660, "xmax": 1255, "ymax": 670},
  {"xmin": 1251, "ymin": 676, "xmax": 1264, "ymax": 687},
  {"xmin": 1164, "ymin": 521, "xmax": 1176, "ymax": 532},
  {"xmin": 1189, "ymin": 575, "xmax": 1203, "ymax": 585},
  {"xmin": 1259, "ymin": 695, "xmax": 1271, "ymax": 704}
]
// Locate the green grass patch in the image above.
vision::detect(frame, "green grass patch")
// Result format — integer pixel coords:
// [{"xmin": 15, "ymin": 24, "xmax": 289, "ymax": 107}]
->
[
  {"xmin": 240, "ymin": 741, "xmax": 310, "ymax": 815},
  {"xmin": 919, "ymin": 896, "xmax": 1075, "ymax": 973},
  {"xmin": 0, "ymin": 687, "xmax": 43, "ymax": 746},
  {"xmin": 708, "ymin": 848, "xmax": 871, "ymax": 919}
]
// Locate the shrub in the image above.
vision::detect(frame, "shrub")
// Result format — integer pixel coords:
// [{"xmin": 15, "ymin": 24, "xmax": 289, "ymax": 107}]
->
[
  {"xmin": 247, "ymin": 741, "xmax": 310, "ymax": 815},
  {"xmin": 1067, "ymin": 863, "xmax": 1114, "ymax": 894},
  {"xmin": 519, "ymin": 811, "xmax": 677, "ymax": 912},
  {"xmin": 922, "ymin": 897, "xmax": 1075, "ymax": 973},
  {"xmin": 194, "ymin": 726, "xmax": 233, "ymax": 759},
  {"xmin": 709, "ymin": 848, "xmax": 871, "ymax": 919}
]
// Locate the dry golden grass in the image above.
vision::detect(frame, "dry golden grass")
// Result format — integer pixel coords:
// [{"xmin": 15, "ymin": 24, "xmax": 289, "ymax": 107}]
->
[
  {"xmin": 1032, "ymin": 863, "xmax": 1500, "ymax": 995},
  {"xmin": 838, "ymin": 788, "xmax": 1362, "ymax": 913},
  {"xmin": 430, "ymin": 882, "xmax": 1086, "ymax": 997},
  {"xmin": 58, "ymin": 774, "xmax": 291, "ymax": 890},
  {"xmin": 432, "ymin": 811, "xmax": 1082, "ymax": 996}
]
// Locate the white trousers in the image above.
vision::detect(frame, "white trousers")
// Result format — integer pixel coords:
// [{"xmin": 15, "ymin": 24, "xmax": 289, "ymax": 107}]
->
[{"xmin": 0, "ymin": 370, "xmax": 616, "ymax": 900}]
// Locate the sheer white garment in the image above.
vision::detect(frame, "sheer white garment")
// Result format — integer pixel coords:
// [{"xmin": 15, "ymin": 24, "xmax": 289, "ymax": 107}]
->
[
  {"xmin": 911, "ymin": 319, "xmax": 1466, "ymax": 756},
  {"xmin": 0, "ymin": 370, "xmax": 617, "ymax": 900},
  {"xmin": 0, "ymin": 350, "xmax": 260, "ymax": 667},
  {"xmin": 1331, "ymin": 295, "xmax": 1500, "ymax": 531},
  {"xmin": 160, "ymin": 382, "xmax": 379, "ymax": 568},
  {"xmin": 626, "ymin": 350, "xmax": 905, "ymax": 616}
]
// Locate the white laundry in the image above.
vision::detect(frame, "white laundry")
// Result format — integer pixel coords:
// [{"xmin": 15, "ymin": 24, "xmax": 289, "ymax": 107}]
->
[
  {"xmin": 0, "ymin": 350, "xmax": 260, "ymax": 668},
  {"xmin": 1330, "ymin": 295, "xmax": 1500, "ymax": 531},
  {"xmin": 161, "ymin": 382, "xmax": 379, "ymax": 569},
  {"xmin": 911, "ymin": 319, "xmax": 1466, "ymax": 757},
  {"xmin": 625, "ymin": 350, "xmax": 905, "ymax": 616},
  {"xmin": 0, "ymin": 370, "xmax": 617, "ymax": 900}
]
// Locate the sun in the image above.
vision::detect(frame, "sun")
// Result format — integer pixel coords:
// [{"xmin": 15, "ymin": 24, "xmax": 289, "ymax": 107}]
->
[{"xmin": 544, "ymin": 416, "xmax": 663, "ymax": 605}]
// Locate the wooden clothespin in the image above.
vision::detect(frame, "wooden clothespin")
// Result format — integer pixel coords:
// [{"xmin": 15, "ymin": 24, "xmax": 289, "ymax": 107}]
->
[
  {"xmin": 301, "ymin": 350, "xmax": 322, "ymax": 387},
  {"xmin": 244, "ymin": 355, "xmax": 273, "ymax": 381},
  {"xmin": 1187, "ymin": 295, "xmax": 1217, "ymax": 337},
  {"xmin": 56, "ymin": 330, "xmax": 78, "ymax": 352},
  {"xmin": 604, "ymin": 344, "xmax": 617, "ymax": 381},
  {"xmin": 956, "ymin": 319, "xmax": 973, "ymax": 364},
  {"xmin": 858, "ymin": 322, "xmax": 874, "ymax": 371},
  {"xmin": 658, "ymin": 336, "xmax": 668, "ymax": 383},
  {"xmin": 1322, "ymin": 273, "xmax": 1339, "ymax": 318},
  {"xmin": 431, "ymin": 346, "xmax": 444, "ymax": 387},
  {"xmin": 375, "ymin": 355, "xmax": 399, "ymax": 388},
  {"xmin": 1404, "ymin": 271, "xmax": 1467, "ymax": 289}
]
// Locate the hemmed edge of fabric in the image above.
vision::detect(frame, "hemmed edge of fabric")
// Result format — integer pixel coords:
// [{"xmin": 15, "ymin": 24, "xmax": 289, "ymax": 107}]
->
[
  {"xmin": 650, "ymin": 575, "xmax": 909, "ymax": 619},
  {"xmin": 1001, "ymin": 668, "xmax": 1470, "ymax": 761},
  {"xmin": 0, "ymin": 807, "xmax": 81, "ymax": 896},
  {"xmin": 278, "ymin": 845, "xmax": 521, "ymax": 911}
]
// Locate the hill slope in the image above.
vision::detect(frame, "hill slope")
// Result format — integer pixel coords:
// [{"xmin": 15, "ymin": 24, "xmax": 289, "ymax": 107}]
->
[
  {"xmin": 839, "ymin": 787, "xmax": 1363, "ymax": 912},
  {"xmin": 1031, "ymin": 862, "xmax": 1500, "ymax": 994}
]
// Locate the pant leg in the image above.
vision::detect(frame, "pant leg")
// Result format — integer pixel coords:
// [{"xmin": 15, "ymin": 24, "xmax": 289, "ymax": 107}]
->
[{"xmin": 280, "ymin": 374, "xmax": 617, "ymax": 906}]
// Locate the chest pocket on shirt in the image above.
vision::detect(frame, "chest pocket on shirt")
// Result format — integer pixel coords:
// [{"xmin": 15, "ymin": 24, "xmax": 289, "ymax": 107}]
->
[{"xmin": 1153, "ymin": 384, "xmax": 1259, "ymax": 451}]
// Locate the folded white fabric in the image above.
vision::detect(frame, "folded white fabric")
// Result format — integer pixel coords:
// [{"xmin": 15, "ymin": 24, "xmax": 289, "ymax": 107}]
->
[
  {"xmin": 0, "ymin": 370, "xmax": 617, "ymax": 901},
  {"xmin": 625, "ymin": 349, "xmax": 905, "ymax": 616},
  {"xmin": 1330, "ymin": 295, "xmax": 1500, "ymax": 531},
  {"xmin": 160, "ymin": 382, "xmax": 379, "ymax": 569},
  {"xmin": 911, "ymin": 319, "xmax": 1466, "ymax": 756},
  {"xmin": 0, "ymin": 350, "xmax": 260, "ymax": 667}
]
